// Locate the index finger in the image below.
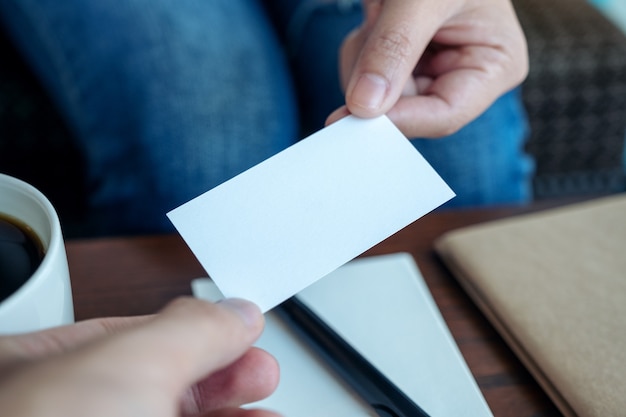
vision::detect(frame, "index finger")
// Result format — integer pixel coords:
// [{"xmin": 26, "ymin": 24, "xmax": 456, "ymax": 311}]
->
[{"xmin": 345, "ymin": 0, "xmax": 448, "ymax": 117}]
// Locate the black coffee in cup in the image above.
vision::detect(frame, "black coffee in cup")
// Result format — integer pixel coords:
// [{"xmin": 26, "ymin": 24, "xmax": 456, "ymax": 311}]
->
[{"xmin": 0, "ymin": 213, "xmax": 45, "ymax": 302}]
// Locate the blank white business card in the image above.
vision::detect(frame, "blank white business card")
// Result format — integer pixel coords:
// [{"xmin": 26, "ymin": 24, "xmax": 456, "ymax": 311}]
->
[{"xmin": 168, "ymin": 115, "xmax": 454, "ymax": 312}]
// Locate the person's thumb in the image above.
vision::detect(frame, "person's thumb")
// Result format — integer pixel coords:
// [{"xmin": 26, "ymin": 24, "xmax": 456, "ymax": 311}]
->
[
  {"xmin": 83, "ymin": 297, "xmax": 266, "ymax": 393},
  {"xmin": 344, "ymin": 0, "xmax": 440, "ymax": 117}
]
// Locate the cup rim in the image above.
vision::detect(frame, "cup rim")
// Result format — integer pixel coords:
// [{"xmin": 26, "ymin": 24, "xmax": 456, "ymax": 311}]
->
[{"xmin": 0, "ymin": 173, "xmax": 64, "ymax": 311}]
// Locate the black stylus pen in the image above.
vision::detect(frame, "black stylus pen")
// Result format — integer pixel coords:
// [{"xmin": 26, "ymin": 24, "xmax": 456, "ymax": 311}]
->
[{"xmin": 273, "ymin": 296, "xmax": 430, "ymax": 417}]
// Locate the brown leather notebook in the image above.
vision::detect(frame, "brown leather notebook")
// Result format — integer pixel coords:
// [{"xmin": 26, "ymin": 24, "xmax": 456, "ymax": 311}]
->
[{"xmin": 435, "ymin": 194, "xmax": 626, "ymax": 417}]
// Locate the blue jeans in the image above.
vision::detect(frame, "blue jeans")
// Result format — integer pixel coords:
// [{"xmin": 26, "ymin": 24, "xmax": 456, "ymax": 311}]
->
[
  {"xmin": 1, "ymin": 0, "xmax": 534, "ymax": 236},
  {"xmin": 1, "ymin": 0, "xmax": 298, "ymax": 235},
  {"xmin": 412, "ymin": 88, "xmax": 533, "ymax": 208}
]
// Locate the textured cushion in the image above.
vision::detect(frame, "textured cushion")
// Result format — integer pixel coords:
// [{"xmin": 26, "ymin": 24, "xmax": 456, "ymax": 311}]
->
[{"xmin": 514, "ymin": 0, "xmax": 626, "ymax": 198}]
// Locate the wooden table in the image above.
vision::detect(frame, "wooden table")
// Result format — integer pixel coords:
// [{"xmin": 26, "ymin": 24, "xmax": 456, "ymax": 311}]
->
[{"xmin": 66, "ymin": 202, "xmax": 569, "ymax": 417}]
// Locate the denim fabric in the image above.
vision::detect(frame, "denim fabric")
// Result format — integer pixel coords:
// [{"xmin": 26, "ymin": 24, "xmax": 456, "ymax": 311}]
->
[
  {"xmin": 412, "ymin": 88, "xmax": 534, "ymax": 208},
  {"xmin": 1, "ymin": 0, "xmax": 534, "ymax": 236},
  {"xmin": 0, "ymin": 0, "xmax": 298, "ymax": 235}
]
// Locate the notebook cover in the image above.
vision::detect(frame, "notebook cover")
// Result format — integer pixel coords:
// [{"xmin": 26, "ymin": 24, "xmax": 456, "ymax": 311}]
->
[{"xmin": 434, "ymin": 194, "xmax": 626, "ymax": 417}]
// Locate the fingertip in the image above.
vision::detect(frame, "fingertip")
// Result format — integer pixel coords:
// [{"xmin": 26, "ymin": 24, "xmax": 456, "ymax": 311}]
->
[
  {"xmin": 217, "ymin": 298, "xmax": 264, "ymax": 332},
  {"xmin": 325, "ymin": 106, "xmax": 351, "ymax": 126},
  {"xmin": 159, "ymin": 297, "xmax": 264, "ymax": 350},
  {"xmin": 184, "ymin": 347, "xmax": 280, "ymax": 412},
  {"xmin": 346, "ymin": 72, "xmax": 389, "ymax": 115},
  {"xmin": 245, "ymin": 348, "xmax": 281, "ymax": 400}
]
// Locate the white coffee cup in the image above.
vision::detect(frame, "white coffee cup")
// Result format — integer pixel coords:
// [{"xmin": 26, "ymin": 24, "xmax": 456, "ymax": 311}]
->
[{"xmin": 0, "ymin": 173, "xmax": 74, "ymax": 334}]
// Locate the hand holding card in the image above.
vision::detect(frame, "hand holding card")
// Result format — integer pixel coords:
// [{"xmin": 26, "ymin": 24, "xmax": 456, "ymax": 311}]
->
[{"xmin": 168, "ymin": 115, "xmax": 454, "ymax": 312}]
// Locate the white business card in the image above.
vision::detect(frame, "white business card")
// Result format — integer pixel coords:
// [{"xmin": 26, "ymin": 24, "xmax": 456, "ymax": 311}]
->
[{"xmin": 168, "ymin": 115, "xmax": 454, "ymax": 312}]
